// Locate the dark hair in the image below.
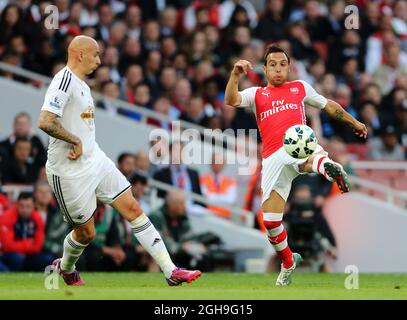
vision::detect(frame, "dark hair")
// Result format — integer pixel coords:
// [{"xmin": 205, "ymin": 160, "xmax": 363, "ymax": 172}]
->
[
  {"xmin": 129, "ymin": 172, "xmax": 148, "ymax": 185},
  {"xmin": 117, "ymin": 152, "xmax": 134, "ymax": 164},
  {"xmin": 14, "ymin": 136, "xmax": 31, "ymax": 145},
  {"xmin": 263, "ymin": 45, "xmax": 290, "ymax": 65},
  {"xmin": 14, "ymin": 111, "xmax": 31, "ymax": 123},
  {"xmin": 18, "ymin": 191, "xmax": 33, "ymax": 201},
  {"xmin": 100, "ymin": 80, "xmax": 116, "ymax": 91}
]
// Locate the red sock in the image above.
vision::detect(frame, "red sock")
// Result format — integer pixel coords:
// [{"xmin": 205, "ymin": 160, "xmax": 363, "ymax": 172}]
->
[
  {"xmin": 268, "ymin": 229, "xmax": 294, "ymax": 269},
  {"xmin": 263, "ymin": 213, "xmax": 294, "ymax": 269}
]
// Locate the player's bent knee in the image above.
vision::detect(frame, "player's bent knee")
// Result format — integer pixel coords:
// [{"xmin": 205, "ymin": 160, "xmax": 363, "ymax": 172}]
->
[{"xmin": 74, "ymin": 226, "xmax": 96, "ymax": 244}]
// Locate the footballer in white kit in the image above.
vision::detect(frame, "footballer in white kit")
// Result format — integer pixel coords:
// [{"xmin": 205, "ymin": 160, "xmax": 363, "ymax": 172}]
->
[
  {"xmin": 41, "ymin": 66, "xmax": 130, "ymax": 226},
  {"xmin": 38, "ymin": 36, "xmax": 201, "ymax": 286}
]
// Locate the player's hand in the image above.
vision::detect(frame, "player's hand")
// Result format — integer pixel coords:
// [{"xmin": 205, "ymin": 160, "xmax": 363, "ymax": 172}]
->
[
  {"xmin": 351, "ymin": 120, "xmax": 368, "ymax": 139},
  {"xmin": 232, "ymin": 59, "xmax": 253, "ymax": 76},
  {"xmin": 68, "ymin": 140, "xmax": 83, "ymax": 160}
]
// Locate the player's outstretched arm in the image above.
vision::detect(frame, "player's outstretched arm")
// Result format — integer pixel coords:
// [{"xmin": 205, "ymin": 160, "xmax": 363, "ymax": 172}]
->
[
  {"xmin": 38, "ymin": 111, "xmax": 83, "ymax": 160},
  {"xmin": 322, "ymin": 100, "xmax": 368, "ymax": 139},
  {"xmin": 224, "ymin": 59, "xmax": 252, "ymax": 107}
]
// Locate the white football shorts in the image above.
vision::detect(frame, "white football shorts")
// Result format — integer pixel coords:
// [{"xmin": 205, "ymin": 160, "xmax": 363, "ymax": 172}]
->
[
  {"xmin": 46, "ymin": 156, "xmax": 131, "ymax": 225},
  {"xmin": 261, "ymin": 144, "xmax": 326, "ymax": 204}
]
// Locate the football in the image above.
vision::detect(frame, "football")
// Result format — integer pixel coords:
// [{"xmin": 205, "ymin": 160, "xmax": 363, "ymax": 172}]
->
[{"xmin": 283, "ymin": 124, "xmax": 318, "ymax": 159}]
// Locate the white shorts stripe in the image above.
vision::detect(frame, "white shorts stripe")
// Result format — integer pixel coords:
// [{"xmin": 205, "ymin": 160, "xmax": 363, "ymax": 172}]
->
[
  {"xmin": 263, "ymin": 212, "xmax": 283, "ymax": 222},
  {"xmin": 267, "ymin": 224, "xmax": 284, "ymax": 237},
  {"xmin": 272, "ymin": 238, "xmax": 288, "ymax": 252}
]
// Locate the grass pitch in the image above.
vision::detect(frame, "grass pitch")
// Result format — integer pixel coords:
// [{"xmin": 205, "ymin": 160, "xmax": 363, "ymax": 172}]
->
[{"xmin": 0, "ymin": 272, "xmax": 406, "ymax": 300}]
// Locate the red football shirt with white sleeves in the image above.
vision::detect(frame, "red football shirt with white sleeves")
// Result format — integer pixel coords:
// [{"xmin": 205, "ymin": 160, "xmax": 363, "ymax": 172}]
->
[{"xmin": 238, "ymin": 80, "xmax": 328, "ymax": 159}]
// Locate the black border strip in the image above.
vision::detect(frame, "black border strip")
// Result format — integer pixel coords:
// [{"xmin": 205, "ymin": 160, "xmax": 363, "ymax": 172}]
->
[{"xmin": 111, "ymin": 184, "xmax": 131, "ymax": 201}]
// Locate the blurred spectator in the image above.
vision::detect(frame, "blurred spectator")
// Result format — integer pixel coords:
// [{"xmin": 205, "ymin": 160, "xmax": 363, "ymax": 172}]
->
[
  {"xmin": 148, "ymin": 96, "xmax": 174, "ymax": 129},
  {"xmin": 255, "ymin": 0, "xmax": 286, "ymax": 42},
  {"xmin": 372, "ymin": 42, "xmax": 407, "ymax": 95},
  {"xmin": 34, "ymin": 181, "xmax": 70, "ymax": 259},
  {"xmin": 391, "ymin": 0, "xmax": 407, "ymax": 40},
  {"xmin": 80, "ymin": 0, "xmax": 99, "ymax": 27},
  {"xmin": 141, "ymin": 20, "xmax": 161, "ymax": 52},
  {"xmin": 134, "ymin": 150, "xmax": 151, "ymax": 176},
  {"xmin": 102, "ymin": 45, "xmax": 121, "ymax": 83},
  {"xmin": 159, "ymin": 7, "xmax": 177, "ymax": 37},
  {"xmin": 327, "ymin": 30, "xmax": 364, "ymax": 76},
  {"xmin": 106, "ymin": 20, "xmax": 127, "ymax": 50},
  {"xmin": 286, "ymin": 21, "xmax": 318, "ymax": 64},
  {"xmin": 171, "ymin": 78, "xmax": 192, "ymax": 113},
  {"xmin": 97, "ymin": 80, "xmax": 121, "ymax": 114},
  {"xmin": 138, "ymin": 0, "xmax": 179, "ymax": 21},
  {"xmin": 179, "ymin": 95, "xmax": 213, "ymax": 127},
  {"xmin": 125, "ymin": 5, "xmax": 142, "ymax": 41},
  {"xmin": 0, "ymin": 112, "xmax": 46, "ymax": 166},
  {"xmin": 0, "ymin": 192, "xmax": 53, "ymax": 271},
  {"xmin": 0, "ymin": 4, "xmax": 24, "ymax": 47},
  {"xmin": 143, "ymin": 50, "xmax": 162, "ymax": 97},
  {"xmin": 399, "ymin": 102, "xmax": 407, "ymax": 154},
  {"xmin": 120, "ymin": 64, "xmax": 144, "ymax": 103},
  {"xmin": 96, "ymin": 3, "xmax": 114, "ymax": 43},
  {"xmin": 365, "ymin": 14, "xmax": 407, "ymax": 75},
  {"xmin": 90, "ymin": 65, "xmax": 111, "ymax": 92},
  {"xmin": 0, "ymin": 191, "xmax": 10, "ymax": 216},
  {"xmin": 129, "ymin": 172, "xmax": 150, "ymax": 215},
  {"xmin": 118, "ymin": 38, "xmax": 142, "ymax": 75},
  {"xmin": 360, "ymin": 82, "xmax": 382, "ymax": 107},
  {"xmin": 134, "ymin": 83, "xmax": 152, "ymax": 109},
  {"xmin": 359, "ymin": 101, "xmax": 381, "ymax": 138},
  {"xmin": 219, "ymin": 0, "xmax": 258, "ymax": 29},
  {"xmin": 117, "ymin": 152, "xmax": 136, "ymax": 179},
  {"xmin": 160, "ymin": 36, "xmax": 178, "ymax": 66},
  {"xmin": 369, "ymin": 124, "xmax": 405, "ymax": 160},
  {"xmin": 153, "ymin": 141, "xmax": 205, "ymax": 209},
  {"xmin": 329, "ymin": 84, "xmax": 361, "ymax": 143},
  {"xmin": 200, "ymin": 153, "xmax": 237, "ymax": 219},
  {"xmin": 1, "ymin": 137, "xmax": 41, "ymax": 184},
  {"xmin": 305, "ymin": 57, "xmax": 326, "ymax": 85},
  {"xmin": 183, "ymin": 1, "xmax": 221, "ymax": 33},
  {"xmin": 149, "ymin": 190, "xmax": 212, "ymax": 271},
  {"xmin": 302, "ymin": 0, "xmax": 332, "ymax": 44},
  {"xmin": 83, "ymin": 201, "xmax": 128, "ymax": 271},
  {"xmin": 285, "ymin": 185, "xmax": 337, "ymax": 272},
  {"xmin": 158, "ymin": 66, "xmax": 177, "ymax": 97},
  {"xmin": 185, "ymin": 31, "xmax": 212, "ymax": 66}
]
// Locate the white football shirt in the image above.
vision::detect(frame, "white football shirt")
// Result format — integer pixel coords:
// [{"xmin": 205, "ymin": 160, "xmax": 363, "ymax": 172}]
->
[{"xmin": 41, "ymin": 66, "xmax": 105, "ymax": 178}]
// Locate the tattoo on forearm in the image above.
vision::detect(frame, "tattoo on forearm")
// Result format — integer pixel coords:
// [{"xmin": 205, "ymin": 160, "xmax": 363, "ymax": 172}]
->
[
  {"xmin": 334, "ymin": 109, "xmax": 344, "ymax": 120},
  {"xmin": 40, "ymin": 114, "xmax": 78, "ymax": 145}
]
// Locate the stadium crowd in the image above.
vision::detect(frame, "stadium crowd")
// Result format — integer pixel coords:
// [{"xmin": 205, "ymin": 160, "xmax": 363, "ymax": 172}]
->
[{"xmin": 0, "ymin": 0, "xmax": 406, "ymax": 272}]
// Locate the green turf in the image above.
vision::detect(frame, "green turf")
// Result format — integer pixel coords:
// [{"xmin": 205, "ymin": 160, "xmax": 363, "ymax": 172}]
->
[{"xmin": 0, "ymin": 272, "xmax": 406, "ymax": 300}]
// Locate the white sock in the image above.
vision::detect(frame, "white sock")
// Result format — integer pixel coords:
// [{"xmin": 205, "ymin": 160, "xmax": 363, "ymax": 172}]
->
[
  {"xmin": 130, "ymin": 213, "xmax": 176, "ymax": 278},
  {"xmin": 61, "ymin": 231, "xmax": 88, "ymax": 273},
  {"xmin": 312, "ymin": 154, "xmax": 334, "ymax": 182}
]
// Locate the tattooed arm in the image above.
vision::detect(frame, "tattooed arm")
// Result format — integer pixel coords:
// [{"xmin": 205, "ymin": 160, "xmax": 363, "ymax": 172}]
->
[
  {"xmin": 322, "ymin": 100, "xmax": 368, "ymax": 139},
  {"xmin": 38, "ymin": 111, "xmax": 83, "ymax": 160}
]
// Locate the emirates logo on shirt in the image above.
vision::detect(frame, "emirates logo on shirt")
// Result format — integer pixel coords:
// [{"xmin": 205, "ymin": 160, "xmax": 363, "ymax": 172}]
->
[{"xmin": 260, "ymin": 99, "xmax": 299, "ymax": 121}]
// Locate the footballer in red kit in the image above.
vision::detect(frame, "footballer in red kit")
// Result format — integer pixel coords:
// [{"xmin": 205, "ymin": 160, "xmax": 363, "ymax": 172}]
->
[{"xmin": 224, "ymin": 45, "xmax": 368, "ymax": 286}]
